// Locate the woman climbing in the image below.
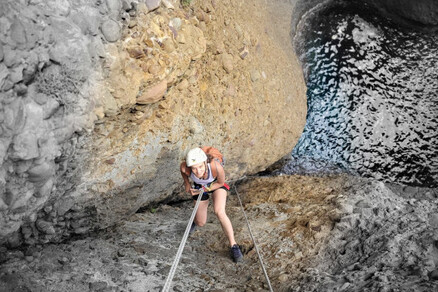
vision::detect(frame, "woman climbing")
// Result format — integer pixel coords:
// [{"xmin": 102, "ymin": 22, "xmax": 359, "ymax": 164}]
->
[{"xmin": 180, "ymin": 147, "xmax": 243, "ymax": 263}]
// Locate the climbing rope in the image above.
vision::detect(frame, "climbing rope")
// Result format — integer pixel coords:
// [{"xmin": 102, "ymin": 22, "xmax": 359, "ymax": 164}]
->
[
  {"xmin": 162, "ymin": 191, "xmax": 203, "ymax": 292},
  {"xmin": 233, "ymin": 183, "xmax": 274, "ymax": 292},
  {"xmin": 163, "ymin": 176, "xmax": 274, "ymax": 291}
]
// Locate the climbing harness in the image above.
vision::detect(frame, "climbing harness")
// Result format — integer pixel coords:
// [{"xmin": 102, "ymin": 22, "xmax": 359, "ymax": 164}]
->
[
  {"xmin": 234, "ymin": 183, "xmax": 274, "ymax": 292},
  {"xmin": 162, "ymin": 190, "xmax": 203, "ymax": 292}
]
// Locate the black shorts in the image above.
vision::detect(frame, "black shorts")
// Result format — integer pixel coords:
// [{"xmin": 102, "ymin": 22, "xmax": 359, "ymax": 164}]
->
[{"xmin": 192, "ymin": 183, "xmax": 229, "ymax": 201}]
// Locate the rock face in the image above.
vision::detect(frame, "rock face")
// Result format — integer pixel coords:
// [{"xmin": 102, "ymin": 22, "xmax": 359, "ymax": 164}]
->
[
  {"xmin": 366, "ymin": 0, "xmax": 438, "ymax": 27},
  {"xmin": 0, "ymin": 0, "xmax": 307, "ymax": 246},
  {"xmin": 1, "ymin": 174, "xmax": 437, "ymax": 291},
  {"xmin": 292, "ymin": 0, "xmax": 438, "ymax": 44}
]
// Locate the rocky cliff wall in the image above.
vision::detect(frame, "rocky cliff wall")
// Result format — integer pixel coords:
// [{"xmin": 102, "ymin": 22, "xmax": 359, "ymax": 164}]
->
[{"xmin": 0, "ymin": 0, "xmax": 307, "ymax": 247}]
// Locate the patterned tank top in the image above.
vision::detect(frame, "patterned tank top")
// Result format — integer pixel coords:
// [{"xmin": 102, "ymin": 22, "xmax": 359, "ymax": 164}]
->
[{"xmin": 190, "ymin": 163, "xmax": 214, "ymax": 186}]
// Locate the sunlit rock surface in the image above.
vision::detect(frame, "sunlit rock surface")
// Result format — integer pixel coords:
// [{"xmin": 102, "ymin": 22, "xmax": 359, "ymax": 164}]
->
[{"xmin": 0, "ymin": 0, "xmax": 307, "ymax": 246}]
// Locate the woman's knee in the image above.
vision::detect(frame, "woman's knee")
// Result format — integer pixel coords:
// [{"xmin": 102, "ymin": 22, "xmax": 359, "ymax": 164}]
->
[
  {"xmin": 194, "ymin": 218, "xmax": 206, "ymax": 227},
  {"xmin": 214, "ymin": 208, "xmax": 226, "ymax": 218}
]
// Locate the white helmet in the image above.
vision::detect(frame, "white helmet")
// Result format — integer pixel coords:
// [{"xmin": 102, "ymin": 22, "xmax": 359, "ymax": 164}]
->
[{"xmin": 186, "ymin": 147, "xmax": 207, "ymax": 167}]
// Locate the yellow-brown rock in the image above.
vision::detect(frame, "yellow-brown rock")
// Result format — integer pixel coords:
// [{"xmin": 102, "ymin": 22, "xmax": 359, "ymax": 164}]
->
[
  {"xmin": 81, "ymin": 0, "xmax": 307, "ymax": 228},
  {"xmin": 136, "ymin": 79, "xmax": 167, "ymax": 104}
]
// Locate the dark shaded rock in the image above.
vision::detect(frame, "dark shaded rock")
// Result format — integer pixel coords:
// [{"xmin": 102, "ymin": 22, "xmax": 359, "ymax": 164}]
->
[
  {"xmin": 366, "ymin": 0, "xmax": 438, "ymax": 26},
  {"xmin": 430, "ymin": 269, "xmax": 438, "ymax": 280},
  {"xmin": 54, "ymin": 198, "xmax": 75, "ymax": 216},
  {"xmin": 89, "ymin": 281, "xmax": 109, "ymax": 291},
  {"xmin": 35, "ymin": 220, "xmax": 56, "ymax": 235}
]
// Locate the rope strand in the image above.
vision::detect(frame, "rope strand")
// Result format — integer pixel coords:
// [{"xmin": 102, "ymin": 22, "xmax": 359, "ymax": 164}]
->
[
  {"xmin": 162, "ymin": 192, "xmax": 203, "ymax": 292},
  {"xmin": 234, "ymin": 183, "xmax": 274, "ymax": 292}
]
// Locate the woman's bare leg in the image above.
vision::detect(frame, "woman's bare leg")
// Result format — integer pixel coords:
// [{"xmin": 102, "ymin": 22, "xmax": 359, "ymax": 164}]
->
[
  {"xmin": 194, "ymin": 200, "xmax": 209, "ymax": 227},
  {"xmin": 212, "ymin": 189, "xmax": 236, "ymax": 247}
]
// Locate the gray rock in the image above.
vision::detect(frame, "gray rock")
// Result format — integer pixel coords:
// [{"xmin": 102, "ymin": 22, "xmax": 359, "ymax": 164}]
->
[
  {"xmin": 42, "ymin": 98, "xmax": 60, "ymax": 119},
  {"xmin": 10, "ymin": 131, "xmax": 39, "ymax": 160},
  {"xmin": 11, "ymin": 189, "xmax": 34, "ymax": 211},
  {"xmin": 10, "ymin": 17, "xmax": 27, "ymax": 45},
  {"xmin": 145, "ymin": 0, "xmax": 161, "ymax": 11},
  {"xmin": 92, "ymin": 37, "xmax": 106, "ymax": 58},
  {"xmin": 0, "ymin": 198, "xmax": 8, "ymax": 211},
  {"xmin": 9, "ymin": 65, "xmax": 24, "ymax": 84},
  {"xmin": 0, "ymin": 63, "xmax": 9, "ymax": 88},
  {"xmin": 170, "ymin": 18, "xmax": 182, "ymax": 30},
  {"xmin": 429, "ymin": 213, "xmax": 438, "ymax": 229},
  {"xmin": 74, "ymin": 227, "xmax": 90, "ymax": 234},
  {"xmin": 54, "ymin": 197, "xmax": 75, "ymax": 216},
  {"xmin": 122, "ymin": 0, "xmax": 133, "ymax": 11},
  {"xmin": 3, "ymin": 99, "xmax": 25, "ymax": 133},
  {"xmin": 101, "ymin": 89, "xmax": 119, "ymax": 116},
  {"xmin": 3, "ymin": 45, "xmax": 19, "ymax": 68},
  {"xmin": 7, "ymin": 232, "xmax": 22, "ymax": 248},
  {"xmin": 71, "ymin": 8, "xmax": 101, "ymax": 36},
  {"xmin": 36, "ymin": 219, "xmax": 56, "ymax": 235},
  {"xmin": 27, "ymin": 162, "xmax": 54, "ymax": 184},
  {"xmin": 23, "ymin": 52, "xmax": 38, "ymax": 84},
  {"xmin": 106, "ymin": 0, "xmax": 122, "ymax": 16},
  {"xmin": 101, "ymin": 19, "xmax": 122, "ymax": 42},
  {"xmin": 430, "ymin": 269, "xmax": 438, "ymax": 280},
  {"xmin": 0, "ymin": 43, "xmax": 3, "ymax": 61},
  {"xmin": 14, "ymin": 83, "xmax": 28, "ymax": 96},
  {"xmin": 15, "ymin": 160, "xmax": 33, "ymax": 174},
  {"xmin": 1, "ymin": 79, "xmax": 14, "ymax": 91},
  {"xmin": 32, "ymin": 92, "xmax": 49, "ymax": 105},
  {"xmin": 189, "ymin": 116, "xmax": 203, "ymax": 134},
  {"xmin": 71, "ymin": 10, "xmax": 91, "ymax": 35},
  {"xmin": 86, "ymin": 9, "xmax": 102, "ymax": 36}
]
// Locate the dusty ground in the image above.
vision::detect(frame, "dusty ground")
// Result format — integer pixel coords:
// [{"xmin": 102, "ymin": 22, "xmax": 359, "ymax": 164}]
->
[{"xmin": 1, "ymin": 174, "xmax": 437, "ymax": 291}]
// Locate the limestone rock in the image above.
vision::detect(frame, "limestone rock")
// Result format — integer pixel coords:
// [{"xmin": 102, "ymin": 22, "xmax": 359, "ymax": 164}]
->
[
  {"xmin": 101, "ymin": 19, "xmax": 122, "ymax": 42},
  {"xmin": 36, "ymin": 220, "xmax": 56, "ymax": 235},
  {"xmin": 145, "ymin": 0, "xmax": 161, "ymax": 11},
  {"xmin": 106, "ymin": 0, "xmax": 122, "ymax": 16},
  {"xmin": 27, "ymin": 162, "xmax": 54, "ymax": 185},
  {"xmin": 0, "ymin": 198, "xmax": 8, "ymax": 211},
  {"xmin": 136, "ymin": 80, "xmax": 167, "ymax": 104},
  {"xmin": 0, "ymin": 64, "xmax": 8, "ymax": 89},
  {"xmin": 222, "ymin": 53, "xmax": 234, "ymax": 73},
  {"xmin": 10, "ymin": 132, "xmax": 39, "ymax": 160},
  {"xmin": 10, "ymin": 17, "xmax": 27, "ymax": 46},
  {"xmin": 37, "ymin": 179, "xmax": 54, "ymax": 199}
]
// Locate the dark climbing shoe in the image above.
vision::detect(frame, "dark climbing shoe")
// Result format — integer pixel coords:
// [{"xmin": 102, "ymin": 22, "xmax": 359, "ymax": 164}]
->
[
  {"xmin": 189, "ymin": 222, "xmax": 197, "ymax": 235},
  {"xmin": 230, "ymin": 244, "xmax": 243, "ymax": 262}
]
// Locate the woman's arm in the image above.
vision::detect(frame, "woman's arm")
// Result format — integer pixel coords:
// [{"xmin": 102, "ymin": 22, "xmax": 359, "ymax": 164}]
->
[{"xmin": 180, "ymin": 162, "xmax": 191, "ymax": 193}]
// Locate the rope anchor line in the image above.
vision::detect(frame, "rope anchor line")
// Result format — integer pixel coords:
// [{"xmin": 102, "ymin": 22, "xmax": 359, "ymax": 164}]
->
[
  {"xmin": 162, "ymin": 192, "xmax": 203, "ymax": 292},
  {"xmin": 234, "ymin": 183, "xmax": 274, "ymax": 292}
]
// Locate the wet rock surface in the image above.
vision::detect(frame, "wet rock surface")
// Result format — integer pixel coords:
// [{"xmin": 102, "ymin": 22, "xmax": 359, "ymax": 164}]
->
[
  {"xmin": 289, "ymin": 0, "xmax": 438, "ymax": 187},
  {"xmin": 1, "ymin": 174, "xmax": 437, "ymax": 291}
]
